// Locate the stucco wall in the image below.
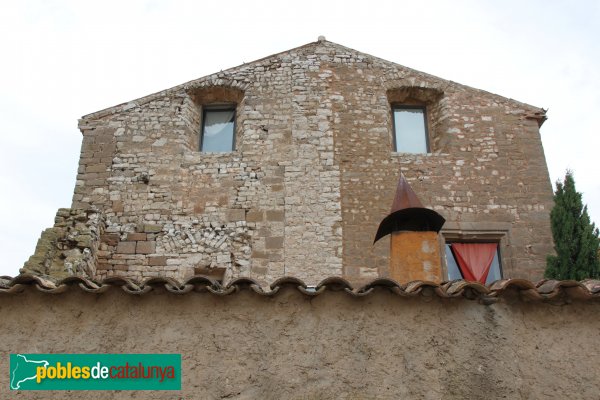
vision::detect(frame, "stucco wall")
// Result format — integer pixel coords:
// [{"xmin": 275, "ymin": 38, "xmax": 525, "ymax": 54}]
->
[{"xmin": 1, "ymin": 288, "xmax": 598, "ymax": 399}]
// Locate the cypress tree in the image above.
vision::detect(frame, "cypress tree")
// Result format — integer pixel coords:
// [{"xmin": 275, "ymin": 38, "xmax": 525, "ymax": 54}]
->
[{"xmin": 545, "ymin": 171, "xmax": 600, "ymax": 280}]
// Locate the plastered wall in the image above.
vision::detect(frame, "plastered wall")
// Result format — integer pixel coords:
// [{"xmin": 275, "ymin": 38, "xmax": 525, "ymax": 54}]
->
[{"xmin": 1, "ymin": 288, "xmax": 598, "ymax": 399}]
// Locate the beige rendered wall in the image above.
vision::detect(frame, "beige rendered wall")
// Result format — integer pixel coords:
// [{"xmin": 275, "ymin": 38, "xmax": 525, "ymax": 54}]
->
[{"xmin": 1, "ymin": 288, "xmax": 598, "ymax": 399}]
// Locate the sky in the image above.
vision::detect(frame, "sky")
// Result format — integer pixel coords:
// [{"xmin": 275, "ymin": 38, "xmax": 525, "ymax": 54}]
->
[{"xmin": 0, "ymin": 0, "xmax": 598, "ymax": 277}]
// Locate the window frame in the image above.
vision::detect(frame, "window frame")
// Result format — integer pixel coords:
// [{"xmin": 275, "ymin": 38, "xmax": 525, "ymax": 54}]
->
[
  {"xmin": 390, "ymin": 104, "xmax": 431, "ymax": 154},
  {"xmin": 440, "ymin": 223, "xmax": 512, "ymax": 282},
  {"xmin": 199, "ymin": 104, "xmax": 237, "ymax": 153},
  {"xmin": 444, "ymin": 240, "xmax": 503, "ymax": 283}
]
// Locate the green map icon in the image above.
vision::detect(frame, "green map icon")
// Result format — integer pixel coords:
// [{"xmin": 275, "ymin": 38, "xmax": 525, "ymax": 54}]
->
[{"xmin": 10, "ymin": 354, "xmax": 49, "ymax": 390}]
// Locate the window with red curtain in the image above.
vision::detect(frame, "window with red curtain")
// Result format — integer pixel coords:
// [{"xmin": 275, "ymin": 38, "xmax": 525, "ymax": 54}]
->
[{"xmin": 445, "ymin": 242, "xmax": 502, "ymax": 284}]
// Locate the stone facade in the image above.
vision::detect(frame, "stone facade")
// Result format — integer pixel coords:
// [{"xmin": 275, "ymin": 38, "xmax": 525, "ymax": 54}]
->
[{"xmin": 23, "ymin": 39, "xmax": 554, "ymax": 283}]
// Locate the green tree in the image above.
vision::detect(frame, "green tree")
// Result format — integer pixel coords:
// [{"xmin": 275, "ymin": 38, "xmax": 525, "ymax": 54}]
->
[{"xmin": 545, "ymin": 171, "xmax": 600, "ymax": 280}]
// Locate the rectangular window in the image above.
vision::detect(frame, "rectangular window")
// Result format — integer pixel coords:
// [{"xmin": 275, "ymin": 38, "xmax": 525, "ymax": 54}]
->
[
  {"xmin": 392, "ymin": 106, "xmax": 429, "ymax": 154},
  {"xmin": 445, "ymin": 242, "xmax": 502, "ymax": 284},
  {"xmin": 200, "ymin": 107, "xmax": 235, "ymax": 152}
]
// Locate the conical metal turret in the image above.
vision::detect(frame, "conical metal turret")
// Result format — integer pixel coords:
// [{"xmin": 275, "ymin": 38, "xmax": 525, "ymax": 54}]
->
[{"xmin": 373, "ymin": 174, "xmax": 445, "ymax": 243}]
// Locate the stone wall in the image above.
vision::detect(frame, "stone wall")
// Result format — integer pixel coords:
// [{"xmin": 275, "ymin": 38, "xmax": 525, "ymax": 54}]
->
[
  {"xmin": 1, "ymin": 288, "xmax": 598, "ymax": 399},
  {"xmin": 22, "ymin": 208, "xmax": 103, "ymax": 279},
  {"xmin": 57, "ymin": 39, "xmax": 554, "ymax": 284}
]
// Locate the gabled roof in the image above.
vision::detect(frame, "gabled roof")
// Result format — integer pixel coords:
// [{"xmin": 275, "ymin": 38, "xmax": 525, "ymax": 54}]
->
[{"xmin": 79, "ymin": 38, "xmax": 547, "ymax": 126}]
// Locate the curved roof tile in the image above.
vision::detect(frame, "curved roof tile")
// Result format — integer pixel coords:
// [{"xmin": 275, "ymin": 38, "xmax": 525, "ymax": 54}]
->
[{"xmin": 1, "ymin": 274, "xmax": 598, "ymax": 303}]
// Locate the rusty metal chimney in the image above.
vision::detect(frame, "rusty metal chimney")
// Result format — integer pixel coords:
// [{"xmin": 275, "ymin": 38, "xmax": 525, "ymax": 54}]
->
[{"xmin": 374, "ymin": 174, "xmax": 446, "ymax": 282}]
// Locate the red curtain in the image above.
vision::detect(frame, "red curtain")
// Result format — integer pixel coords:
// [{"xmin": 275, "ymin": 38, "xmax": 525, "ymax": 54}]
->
[{"xmin": 451, "ymin": 243, "xmax": 497, "ymax": 283}]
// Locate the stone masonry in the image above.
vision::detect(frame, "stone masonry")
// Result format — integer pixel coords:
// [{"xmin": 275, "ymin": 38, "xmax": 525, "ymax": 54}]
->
[
  {"xmin": 23, "ymin": 39, "xmax": 554, "ymax": 284},
  {"xmin": 23, "ymin": 208, "xmax": 104, "ymax": 279}
]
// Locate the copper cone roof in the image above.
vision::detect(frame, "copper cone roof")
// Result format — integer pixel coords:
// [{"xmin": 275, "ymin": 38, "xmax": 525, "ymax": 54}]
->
[{"xmin": 373, "ymin": 174, "xmax": 445, "ymax": 243}]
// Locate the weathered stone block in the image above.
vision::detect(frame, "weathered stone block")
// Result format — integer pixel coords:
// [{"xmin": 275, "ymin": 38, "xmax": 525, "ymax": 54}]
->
[
  {"xmin": 101, "ymin": 234, "xmax": 120, "ymax": 247},
  {"xmin": 127, "ymin": 233, "xmax": 147, "ymax": 241},
  {"xmin": 268, "ymin": 252, "xmax": 283, "ymax": 262},
  {"xmin": 266, "ymin": 210, "xmax": 284, "ymax": 221},
  {"xmin": 246, "ymin": 211, "xmax": 263, "ymax": 222},
  {"xmin": 216, "ymin": 253, "xmax": 231, "ymax": 264},
  {"xmin": 252, "ymin": 250, "xmax": 268, "ymax": 259},
  {"xmin": 86, "ymin": 164, "xmax": 107, "ymax": 173},
  {"xmin": 148, "ymin": 256, "xmax": 168, "ymax": 266},
  {"xmin": 226, "ymin": 209, "xmax": 246, "ymax": 222},
  {"xmin": 193, "ymin": 203, "xmax": 204, "ymax": 214},
  {"xmin": 143, "ymin": 224, "xmax": 162, "ymax": 233},
  {"xmin": 265, "ymin": 237, "xmax": 284, "ymax": 249},
  {"xmin": 112, "ymin": 200, "xmax": 124, "ymax": 213},
  {"xmin": 116, "ymin": 241, "xmax": 136, "ymax": 254},
  {"xmin": 76, "ymin": 234, "xmax": 93, "ymax": 248},
  {"xmin": 56, "ymin": 208, "xmax": 71, "ymax": 218},
  {"xmin": 96, "ymin": 250, "xmax": 111, "ymax": 258},
  {"xmin": 251, "ymin": 266, "xmax": 268, "ymax": 275},
  {"xmin": 136, "ymin": 241, "xmax": 156, "ymax": 254}
]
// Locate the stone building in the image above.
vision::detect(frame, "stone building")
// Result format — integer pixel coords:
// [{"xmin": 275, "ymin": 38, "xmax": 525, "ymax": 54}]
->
[{"xmin": 23, "ymin": 38, "xmax": 554, "ymax": 285}]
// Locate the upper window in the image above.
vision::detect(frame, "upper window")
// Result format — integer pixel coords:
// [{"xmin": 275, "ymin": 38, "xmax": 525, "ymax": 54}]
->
[
  {"xmin": 392, "ymin": 106, "xmax": 429, "ymax": 154},
  {"xmin": 200, "ymin": 107, "xmax": 236, "ymax": 152},
  {"xmin": 445, "ymin": 242, "xmax": 502, "ymax": 284}
]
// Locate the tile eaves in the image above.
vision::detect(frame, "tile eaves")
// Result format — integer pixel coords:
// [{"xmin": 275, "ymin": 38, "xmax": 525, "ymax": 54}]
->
[{"xmin": 0, "ymin": 274, "xmax": 598, "ymax": 303}]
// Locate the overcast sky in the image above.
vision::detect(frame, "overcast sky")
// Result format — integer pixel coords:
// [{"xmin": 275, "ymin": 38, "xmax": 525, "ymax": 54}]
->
[{"xmin": 1, "ymin": 0, "xmax": 598, "ymax": 277}]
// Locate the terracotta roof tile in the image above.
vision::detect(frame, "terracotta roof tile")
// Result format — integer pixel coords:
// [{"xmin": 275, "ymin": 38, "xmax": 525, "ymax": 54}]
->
[{"xmin": 1, "ymin": 274, "xmax": 598, "ymax": 303}]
